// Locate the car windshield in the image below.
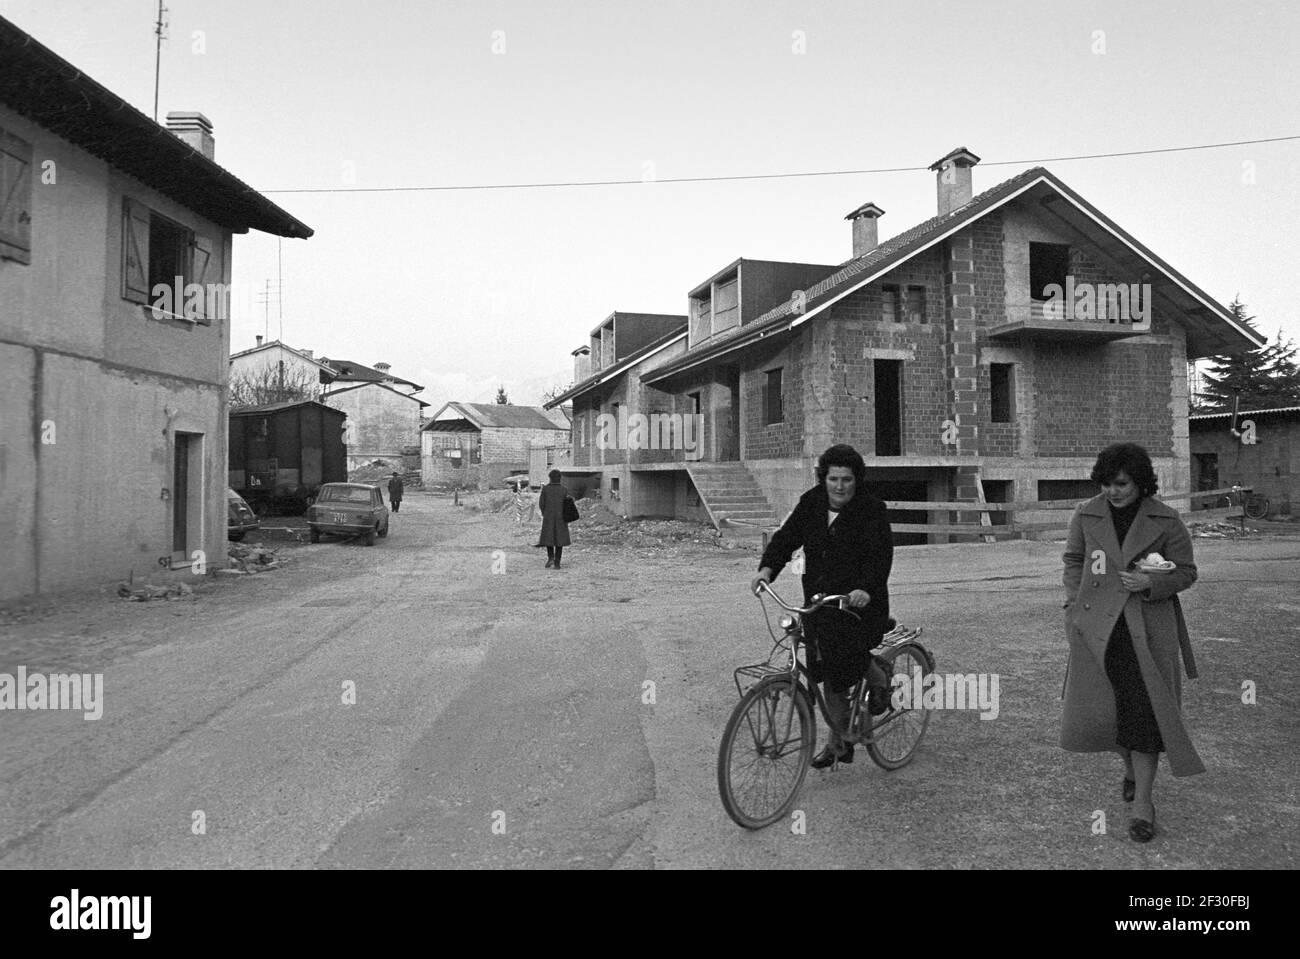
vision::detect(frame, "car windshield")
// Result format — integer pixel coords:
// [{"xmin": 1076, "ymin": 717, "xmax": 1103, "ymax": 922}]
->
[{"xmin": 318, "ymin": 486, "xmax": 374, "ymax": 504}]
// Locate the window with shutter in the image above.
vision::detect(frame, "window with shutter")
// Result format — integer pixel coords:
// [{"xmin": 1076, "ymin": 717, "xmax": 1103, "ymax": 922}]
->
[
  {"xmin": 189, "ymin": 234, "xmax": 215, "ymax": 325},
  {"xmin": 0, "ymin": 129, "xmax": 34, "ymax": 264},
  {"xmin": 121, "ymin": 197, "xmax": 152, "ymax": 304}
]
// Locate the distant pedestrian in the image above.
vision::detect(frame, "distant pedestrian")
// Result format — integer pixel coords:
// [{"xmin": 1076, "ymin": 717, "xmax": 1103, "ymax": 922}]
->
[
  {"xmin": 387, "ymin": 472, "xmax": 404, "ymax": 513},
  {"xmin": 536, "ymin": 469, "xmax": 571, "ymax": 569},
  {"xmin": 1061, "ymin": 442, "xmax": 1203, "ymax": 844}
]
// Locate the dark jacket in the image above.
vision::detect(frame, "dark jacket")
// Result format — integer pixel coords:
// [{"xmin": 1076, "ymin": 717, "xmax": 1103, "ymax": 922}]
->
[
  {"xmin": 536, "ymin": 482, "xmax": 571, "ymax": 547},
  {"xmin": 759, "ymin": 484, "xmax": 893, "ymax": 690},
  {"xmin": 387, "ymin": 476, "xmax": 404, "ymax": 503},
  {"xmin": 1061, "ymin": 494, "xmax": 1204, "ymax": 776}
]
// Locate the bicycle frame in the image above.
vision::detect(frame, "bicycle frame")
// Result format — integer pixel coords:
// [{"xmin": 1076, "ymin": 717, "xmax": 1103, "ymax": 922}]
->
[{"xmin": 735, "ymin": 583, "xmax": 926, "ymax": 747}]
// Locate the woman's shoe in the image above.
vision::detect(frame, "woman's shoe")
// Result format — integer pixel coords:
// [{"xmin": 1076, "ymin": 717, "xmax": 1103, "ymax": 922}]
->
[
  {"xmin": 811, "ymin": 745, "xmax": 853, "ymax": 769},
  {"xmin": 544, "ymin": 559, "xmax": 553, "ymax": 568},
  {"xmin": 1128, "ymin": 806, "xmax": 1156, "ymax": 843},
  {"xmin": 1122, "ymin": 777, "xmax": 1136, "ymax": 803}
]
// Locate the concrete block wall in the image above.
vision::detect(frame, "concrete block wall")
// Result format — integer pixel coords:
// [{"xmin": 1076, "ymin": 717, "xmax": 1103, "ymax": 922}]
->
[{"xmin": 324, "ymin": 385, "xmax": 421, "ymax": 459}]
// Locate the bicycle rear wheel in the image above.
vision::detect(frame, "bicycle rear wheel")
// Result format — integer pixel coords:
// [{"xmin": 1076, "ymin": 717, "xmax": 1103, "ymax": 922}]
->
[
  {"xmin": 866, "ymin": 643, "xmax": 933, "ymax": 770},
  {"xmin": 717, "ymin": 678, "xmax": 815, "ymax": 829},
  {"xmin": 1243, "ymin": 495, "xmax": 1269, "ymax": 520}
]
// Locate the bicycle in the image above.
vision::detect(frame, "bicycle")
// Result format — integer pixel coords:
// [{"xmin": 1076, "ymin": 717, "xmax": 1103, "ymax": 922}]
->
[
  {"xmin": 717, "ymin": 580, "xmax": 936, "ymax": 830},
  {"xmin": 1214, "ymin": 486, "xmax": 1270, "ymax": 521}
]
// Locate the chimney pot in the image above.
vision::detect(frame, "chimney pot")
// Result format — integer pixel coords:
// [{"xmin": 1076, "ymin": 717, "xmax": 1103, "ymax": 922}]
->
[
  {"xmin": 374, "ymin": 362, "xmax": 391, "ymax": 372},
  {"xmin": 572, "ymin": 345, "xmax": 592, "ymax": 382},
  {"xmin": 166, "ymin": 111, "xmax": 215, "ymax": 161},
  {"xmin": 301, "ymin": 349, "xmax": 313, "ymax": 359},
  {"xmin": 845, "ymin": 202, "xmax": 886, "ymax": 257},
  {"xmin": 929, "ymin": 147, "xmax": 980, "ymax": 216},
  {"xmin": 255, "ymin": 335, "xmax": 263, "ymax": 347}
]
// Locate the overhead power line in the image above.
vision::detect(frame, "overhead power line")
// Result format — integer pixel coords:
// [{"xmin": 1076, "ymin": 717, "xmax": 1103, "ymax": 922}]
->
[{"xmin": 256, "ymin": 134, "xmax": 1299, "ymax": 195}]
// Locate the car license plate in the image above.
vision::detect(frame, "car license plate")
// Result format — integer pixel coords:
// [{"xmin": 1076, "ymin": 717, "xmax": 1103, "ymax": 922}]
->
[{"xmin": 332, "ymin": 512, "xmax": 347, "ymax": 523}]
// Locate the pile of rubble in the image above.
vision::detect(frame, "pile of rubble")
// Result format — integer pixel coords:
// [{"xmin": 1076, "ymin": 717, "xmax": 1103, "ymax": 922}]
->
[
  {"xmin": 116, "ymin": 581, "xmax": 194, "ymax": 602},
  {"xmin": 1188, "ymin": 520, "xmax": 1252, "ymax": 538},
  {"xmin": 220, "ymin": 543, "xmax": 283, "ymax": 574}
]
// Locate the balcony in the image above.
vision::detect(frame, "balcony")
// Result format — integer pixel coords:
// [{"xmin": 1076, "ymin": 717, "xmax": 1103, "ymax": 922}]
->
[{"xmin": 989, "ymin": 299, "xmax": 1152, "ymax": 343}]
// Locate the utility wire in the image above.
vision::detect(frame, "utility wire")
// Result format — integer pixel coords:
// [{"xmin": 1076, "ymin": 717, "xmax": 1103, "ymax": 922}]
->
[{"xmin": 257, "ymin": 134, "xmax": 1299, "ymax": 195}]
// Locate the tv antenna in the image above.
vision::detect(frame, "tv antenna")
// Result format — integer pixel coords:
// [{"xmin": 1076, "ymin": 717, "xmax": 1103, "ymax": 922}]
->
[{"xmin": 153, "ymin": 2, "xmax": 169, "ymax": 122}]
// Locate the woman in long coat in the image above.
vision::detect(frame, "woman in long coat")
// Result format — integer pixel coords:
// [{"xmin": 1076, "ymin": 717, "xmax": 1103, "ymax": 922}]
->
[
  {"xmin": 752, "ymin": 444, "xmax": 894, "ymax": 768},
  {"xmin": 1062, "ymin": 443, "xmax": 1203, "ymax": 843},
  {"xmin": 535, "ymin": 469, "xmax": 571, "ymax": 569}
]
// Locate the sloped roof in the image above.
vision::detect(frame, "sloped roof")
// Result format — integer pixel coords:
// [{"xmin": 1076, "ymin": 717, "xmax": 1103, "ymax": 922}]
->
[
  {"xmin": 229, "ymin": 340, "xmax": 332, "ymax": 369},
  {"xmin": 1190, "ymin": 405, "xmax": 1300, "ymax": 420},
  {"xmin": 319, "ymin": 358, "xmax": 422, "ymax": 392},
  {"xmin": 545, "ymin": 327, "xmax": 688, "ymax": 408},
  {"xmin": 645, "ymin": 165, "xmax": 1264, "ymax": 382},
  {"xmin": 424, "ymin": 402, "xmax": 568, "ymax": 432},
  {"xmin": 323, "ymin": 380, "xmax": 430, "ymax": 407},
  {"xmin": 229, "ymin": 400, "xmax": 344, "ymax": 417},
  {"xmin": 0, "ymin": 15, "xmax": 312, "ymax": 238}
]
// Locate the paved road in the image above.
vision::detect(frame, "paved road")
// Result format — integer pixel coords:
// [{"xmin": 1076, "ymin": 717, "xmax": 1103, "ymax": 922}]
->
[{"xmin": 1, "ymin": 494, "xmax": 1296, "ymax": 868}]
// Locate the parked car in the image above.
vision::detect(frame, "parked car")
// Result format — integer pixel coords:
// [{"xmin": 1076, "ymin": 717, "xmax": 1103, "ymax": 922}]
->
[
  {"xmin": 307, "ymin": 483, "xmax": 390, "ymax": 546},
  {"xmin": 227, "ymin": 488, "xmax": 260, "ymax": 541}
]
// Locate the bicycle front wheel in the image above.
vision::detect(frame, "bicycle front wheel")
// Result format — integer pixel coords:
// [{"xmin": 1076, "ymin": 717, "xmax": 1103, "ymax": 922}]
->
[
  {"xmin": 866, "ymin": 643, "xmax": 933, "ymax": 770},
  {"xmin": 717, "ymin": 678, "xmax": 815, "ymax": 829}
]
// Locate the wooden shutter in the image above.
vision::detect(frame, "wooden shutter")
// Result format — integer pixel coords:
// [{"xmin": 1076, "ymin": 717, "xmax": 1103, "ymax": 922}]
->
[
  {"xmin": 121, "ymin": 197, "xmax": 151, "ymax": 304},
  {"xmin": 0, "ymin": 129, "xmax": 33, "ymax": 264},
  {"xmin": 189, "ymin": 234, "xmax": 214, "ymax": 324}
]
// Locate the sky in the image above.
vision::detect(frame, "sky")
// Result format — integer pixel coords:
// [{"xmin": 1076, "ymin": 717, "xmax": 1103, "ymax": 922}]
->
[{"xmin": 7, "ymin": 0, "xmax": 1299, "ymax": 411}]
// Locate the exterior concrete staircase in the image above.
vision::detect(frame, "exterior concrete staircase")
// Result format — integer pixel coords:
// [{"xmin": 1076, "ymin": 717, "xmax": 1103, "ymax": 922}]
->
[{"xmin": 686, "ymin": 462, "xmax": 779, "ymax": 532}]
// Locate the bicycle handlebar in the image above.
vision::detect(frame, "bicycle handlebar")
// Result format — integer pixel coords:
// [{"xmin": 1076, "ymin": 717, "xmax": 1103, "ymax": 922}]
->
[{"xmin": 753, "ymin": 580, "xmax": 859, "ymax": 616}]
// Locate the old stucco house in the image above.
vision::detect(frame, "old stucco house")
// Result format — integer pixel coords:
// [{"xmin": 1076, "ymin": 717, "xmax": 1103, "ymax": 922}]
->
[{"xmin": 0, "ymin": 16, "xmax": 312, "ymax": 599}]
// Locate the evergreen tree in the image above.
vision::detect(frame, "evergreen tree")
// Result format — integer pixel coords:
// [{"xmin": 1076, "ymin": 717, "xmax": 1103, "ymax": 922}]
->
[
  {"xmin": 495, "ymin": 385, "xmax": 509, "ymax": 405},
  {"xmin": 1199, "ymin": 298, "xmax": 1300, "ymax": 410}
]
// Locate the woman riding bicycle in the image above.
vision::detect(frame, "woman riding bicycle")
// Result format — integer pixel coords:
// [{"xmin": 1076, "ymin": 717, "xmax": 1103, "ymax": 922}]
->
[{"xmin": 750, "ymin": 444, "xmax": 894, "ymax": 768}]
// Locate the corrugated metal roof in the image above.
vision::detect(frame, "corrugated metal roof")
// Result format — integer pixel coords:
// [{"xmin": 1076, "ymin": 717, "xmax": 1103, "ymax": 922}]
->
[
  {"xmin": 424, "ymin": 403, "xmax": 568, "ymax": 431},
  {"xmin": 1190, "ymin": 405, "xmax": 1300, "ymax": 419}
]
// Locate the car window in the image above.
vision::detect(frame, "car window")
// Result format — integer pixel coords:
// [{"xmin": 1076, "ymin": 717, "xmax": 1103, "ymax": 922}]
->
[{"xmin": 318, "ymin": 487, "xmax": 373, "ymax": 504}]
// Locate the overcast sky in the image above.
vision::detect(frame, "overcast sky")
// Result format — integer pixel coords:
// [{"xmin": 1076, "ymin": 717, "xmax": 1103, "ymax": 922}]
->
[{"xmin": 9, "ymin": 0, "xmax": 1298, "ymax": 410}]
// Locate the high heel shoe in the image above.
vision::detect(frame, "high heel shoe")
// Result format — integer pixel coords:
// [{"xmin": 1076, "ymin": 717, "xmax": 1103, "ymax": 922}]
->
[
  {"xmin": 1128, "ymin": 805, "xmax": 1156, "ymax": 843},
  {"xmin": 811, "ymin": 745, "xmax": 853, "ymax": 769},
  {"xmin": 1122, "ymin": 777, "xmax": 1136, "ymax": 803}
]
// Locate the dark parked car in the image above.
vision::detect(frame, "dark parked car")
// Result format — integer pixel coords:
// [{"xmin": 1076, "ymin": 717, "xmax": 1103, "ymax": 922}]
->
[
  {"xmin": 308, "ymin": 483, "xmax": 390, "ymax": 546},
  {"xmin": 227, "ymin": 488, "xmax": 260, "ymax": 541}
]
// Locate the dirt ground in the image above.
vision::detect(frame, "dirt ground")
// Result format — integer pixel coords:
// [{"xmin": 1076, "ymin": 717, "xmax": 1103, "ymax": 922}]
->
[{"xmin": 1, "ymin": 491, "xmax": 1297, "ymax": 869}]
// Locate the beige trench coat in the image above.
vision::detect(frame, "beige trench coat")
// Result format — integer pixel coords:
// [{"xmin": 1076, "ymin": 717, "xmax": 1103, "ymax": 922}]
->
[{"xmin": 1060, "ymin": 494, "xmax": 1205, "ymax": 776}]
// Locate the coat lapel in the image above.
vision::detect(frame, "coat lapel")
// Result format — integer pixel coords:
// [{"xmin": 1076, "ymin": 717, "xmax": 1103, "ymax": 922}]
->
[
  {"xmin": 1121, "ymin": 501, "xmax": 1168, "ymax": 568},
  {"xmin": 1078, "ymin": 496, "xmax": 1121, "ymax": 564}
]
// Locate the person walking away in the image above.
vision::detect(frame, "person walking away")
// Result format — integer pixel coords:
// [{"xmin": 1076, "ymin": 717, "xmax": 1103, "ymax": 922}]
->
[
  {"xmin": 750, "ymin": 444, "xmax": 894, "ymax": 768},
  {"xmin": 1061, "ymin": 442, "xmax": 1203, "ymax": 843},
  {"xmin": 536, "ymin": 469, "xmax": 572, "ymax": 569},
  {"xmin": 387, "ymin": 471, "xmax": 404, "ymax": 513}
]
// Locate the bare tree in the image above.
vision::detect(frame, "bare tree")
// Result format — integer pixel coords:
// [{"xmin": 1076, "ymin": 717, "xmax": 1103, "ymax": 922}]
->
[
  {"xmin": 228, "ymin": 363, "xmax": 323, "ymax": 409},
  {"xmin": 541, "ymin": 380, "xmax": 573, "ymax": 404}
]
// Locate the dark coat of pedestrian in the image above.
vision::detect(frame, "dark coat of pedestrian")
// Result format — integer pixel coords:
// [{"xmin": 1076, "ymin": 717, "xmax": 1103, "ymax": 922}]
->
[
  {"xmin": 387, "ymin": 473, "xmax": 404, "ymax": 512},
  {"xmin": 536, "ymin": 470, "xmax": 571, "ymax": 567}
]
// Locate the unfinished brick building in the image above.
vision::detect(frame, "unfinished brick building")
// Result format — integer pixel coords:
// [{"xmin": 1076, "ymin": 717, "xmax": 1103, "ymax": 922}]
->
[{"xmin": 549, "ymin": 148, "xmax": 1264, "ymax": 540}]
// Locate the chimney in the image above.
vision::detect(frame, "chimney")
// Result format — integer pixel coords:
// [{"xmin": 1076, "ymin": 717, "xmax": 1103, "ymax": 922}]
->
[
  {"xmin": 300, "ymin": 350, "xmax": 313, "ymax": 360},
  {"xmin": 572, "ymin": 345, "xmax": 591, "ymax": 382},
  {"xmin": 374, "ymin": 362, "xmax": 391, "ymax": 372},
  {"xmin": 255, "ymin": 335, "xmax": 263, "ymax": 347},
  {"xmin": 166, "ymin": 111, "xmax": 215, "ymax": 161},
  {"xmin": 929, "ymin": 147, "xmax": 980, "ymax": 216},
  {"xmin": 845, "ymin": 202, "xmax": 885, "ymax": 258}
]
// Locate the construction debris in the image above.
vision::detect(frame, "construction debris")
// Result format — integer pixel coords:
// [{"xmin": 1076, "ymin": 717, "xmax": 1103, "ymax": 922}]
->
[
  {"xmin": 116, "ymin": 582, "xmax": 194, "ymax": 602},
  {"xmin": 1187, "ymin": 520, "xmax": 1253, "ymax": 538},
  {"xmin": 227, "ymin": 543, "xmax": 283, "ymax": 573}
]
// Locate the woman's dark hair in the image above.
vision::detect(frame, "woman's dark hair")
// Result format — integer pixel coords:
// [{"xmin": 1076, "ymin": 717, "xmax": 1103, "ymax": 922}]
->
[
  {"xmin": 815, "ymin": 444, "xmax": 867, "ymax": 486},
  {"xmin": 548, "ymin": 468, "xmax": 562, "ymax": 482},
  {"xmin": 1090, "ymin": 442, "xmax": 1159, "ymax": 497}
]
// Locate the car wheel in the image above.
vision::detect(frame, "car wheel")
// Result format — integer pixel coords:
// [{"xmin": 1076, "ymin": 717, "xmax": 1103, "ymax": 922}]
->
[
  {"xmin": 229, "ymin": 531, "xmax": 245, "ymax": 542},
  {"xmin": 378, "ymin": 520, "xmax": 389, "ymax": 538},
  {"xmin": 309, "ymin": 527, "xmax": 321, "ymax": 544},
  {"xmin": 364, "ymin": 527, "xmax": 377, "ymax": 547}
]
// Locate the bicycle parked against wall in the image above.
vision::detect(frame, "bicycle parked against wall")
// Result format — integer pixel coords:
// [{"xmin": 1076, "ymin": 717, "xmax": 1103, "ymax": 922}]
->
[
  {"xmin": 716, "ymin": 581, "xmax": 936, "ymax": 830},
  {"xmin": 1215, "ymin": 485, "xmax": 1270, "ymax": 520}
]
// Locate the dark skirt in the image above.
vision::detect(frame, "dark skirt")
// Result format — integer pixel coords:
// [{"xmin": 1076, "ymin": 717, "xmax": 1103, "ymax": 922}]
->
[
  {"xmin": 1104, "ymin": 616, "xmax": 1165, "ymax": 754},
  {"xmin": 805, "ymin": 608, "xmax": 877, "ymax": 694}
]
